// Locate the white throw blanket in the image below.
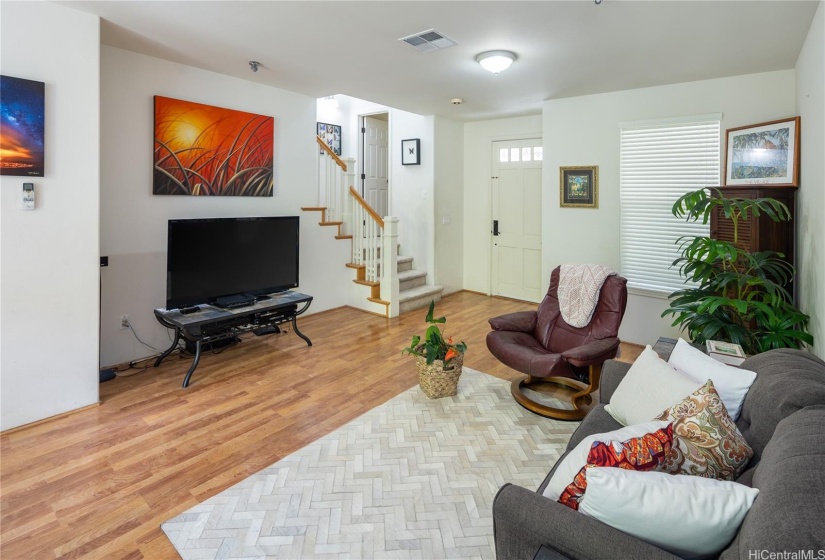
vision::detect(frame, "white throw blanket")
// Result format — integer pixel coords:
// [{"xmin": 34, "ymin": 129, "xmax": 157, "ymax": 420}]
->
[{"xmin": 558, "ymin": 264, "xmax": 616, "ymax": 328}]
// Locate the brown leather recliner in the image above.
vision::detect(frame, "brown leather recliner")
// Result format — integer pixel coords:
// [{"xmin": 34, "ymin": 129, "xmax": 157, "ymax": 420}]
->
[{"xmin": 486, "ymin": 266, "xmax": 628, "ymax": 420}]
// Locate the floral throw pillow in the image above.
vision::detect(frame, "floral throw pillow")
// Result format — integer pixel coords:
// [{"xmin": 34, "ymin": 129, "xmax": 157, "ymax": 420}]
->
[
  {"xmin": 655, "ymin": 379, "xmax": 753, "ymax": 480},
  {"xmin": 558, "ymin": 424, "xmax": 673, "ymax": 510}
]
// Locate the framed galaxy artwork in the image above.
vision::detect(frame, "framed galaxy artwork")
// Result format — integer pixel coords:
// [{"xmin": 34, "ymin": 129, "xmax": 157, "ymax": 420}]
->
[{"xmin": 0, "ymin": 75, "xmax": 45, "ymax": 177}]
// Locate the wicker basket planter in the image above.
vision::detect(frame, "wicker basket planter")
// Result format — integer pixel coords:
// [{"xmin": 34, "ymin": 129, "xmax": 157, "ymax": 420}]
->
[{"xmin": 415, "ymin": 353, "xmax": 464, "ymax": 399}]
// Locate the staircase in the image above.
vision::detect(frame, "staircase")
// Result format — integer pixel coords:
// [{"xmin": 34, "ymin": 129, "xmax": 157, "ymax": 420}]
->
[
  {"xmin": 302, "ymin": 135, "xmax": 442, "ymax": 318},
  {"xmin": 397, "ymin": 257, "xmax": 443, "ymax": 314}
]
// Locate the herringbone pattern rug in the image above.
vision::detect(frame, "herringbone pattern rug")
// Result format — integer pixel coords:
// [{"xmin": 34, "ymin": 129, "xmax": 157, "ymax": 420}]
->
[{"xmin": 161, "ymin": 368, "xmax": 577, "ymax": 559}]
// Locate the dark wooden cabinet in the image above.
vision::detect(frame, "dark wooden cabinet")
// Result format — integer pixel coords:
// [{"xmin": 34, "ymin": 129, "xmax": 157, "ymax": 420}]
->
[{"xmin": 709, "ymin": 185, "xmax": 797, "ymax": 298}]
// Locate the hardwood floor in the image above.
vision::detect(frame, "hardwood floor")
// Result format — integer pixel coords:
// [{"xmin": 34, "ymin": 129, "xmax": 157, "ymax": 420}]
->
[{"xmin": 0, "ymin": 292, "xmax": 639, "ymax": 559}]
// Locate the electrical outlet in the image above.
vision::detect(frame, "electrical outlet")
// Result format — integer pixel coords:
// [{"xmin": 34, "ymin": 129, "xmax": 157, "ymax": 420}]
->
[{"xmin": 120, "ymin": 315, "xmax": 130, "ymax": 329}]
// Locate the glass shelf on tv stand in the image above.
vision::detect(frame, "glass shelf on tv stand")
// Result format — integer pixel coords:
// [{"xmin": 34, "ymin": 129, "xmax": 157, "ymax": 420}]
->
[{"xmin": 153, "ymin": 291, "xmax": 313, "ymax": 388}]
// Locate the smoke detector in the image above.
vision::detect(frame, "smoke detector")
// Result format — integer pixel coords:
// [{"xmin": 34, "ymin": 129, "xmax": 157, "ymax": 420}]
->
[
  {"xmin": 399, "ymin": 29, "xmax": 458, "ymax": 52},
  {"xmin": 450, "ymin": 98, "xmax": 464, "ymax": 105}
]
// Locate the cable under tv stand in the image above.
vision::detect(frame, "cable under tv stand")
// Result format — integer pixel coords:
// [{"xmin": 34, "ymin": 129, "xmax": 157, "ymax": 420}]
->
[{"xmin": 153, "ymin": 291, "xmax": 313, "ymax": 387}]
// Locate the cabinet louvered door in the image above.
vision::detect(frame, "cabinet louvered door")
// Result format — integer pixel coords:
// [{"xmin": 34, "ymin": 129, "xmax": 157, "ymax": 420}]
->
[
  {"xmin": 712, "ymin": 205, "xmax": 754, "ymax": 251},
  {"xmin": 709, "ymin": 185, "xmax": 797, "ymax": 300}
]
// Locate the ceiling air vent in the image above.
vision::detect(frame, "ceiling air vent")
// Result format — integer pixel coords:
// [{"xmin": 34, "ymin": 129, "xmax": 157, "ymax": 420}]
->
[{"xmin": 399, "ymin": 29, "xmax": 458, "ymax": 52}]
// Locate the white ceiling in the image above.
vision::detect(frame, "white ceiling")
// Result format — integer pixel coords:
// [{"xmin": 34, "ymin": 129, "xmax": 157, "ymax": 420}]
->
[{"xmin": 64, "ymin": 0, "xmax": 819, "ymax": 121}]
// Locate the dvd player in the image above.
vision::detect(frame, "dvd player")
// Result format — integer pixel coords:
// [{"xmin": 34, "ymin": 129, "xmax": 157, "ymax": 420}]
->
[{"xmin": 215, "ymin": 293, "xmax": 256, "ymax": 309}]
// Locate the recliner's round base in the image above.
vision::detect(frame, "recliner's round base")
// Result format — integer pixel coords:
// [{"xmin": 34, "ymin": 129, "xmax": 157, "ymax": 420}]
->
[{"xmin": 510, "ymin": 364, "xmax": 602, "ymax": 421}]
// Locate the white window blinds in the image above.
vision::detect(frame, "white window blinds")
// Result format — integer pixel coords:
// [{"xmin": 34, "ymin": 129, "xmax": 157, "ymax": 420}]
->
[{"xmin": 620, "ymin": 116, "xmax": 721, "ymax": 294}]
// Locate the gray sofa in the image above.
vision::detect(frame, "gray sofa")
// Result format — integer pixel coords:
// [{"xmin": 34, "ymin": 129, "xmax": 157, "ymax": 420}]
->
[{"xmin": 493, "ymin": 348, "xmax": 825, "ymax": 560}]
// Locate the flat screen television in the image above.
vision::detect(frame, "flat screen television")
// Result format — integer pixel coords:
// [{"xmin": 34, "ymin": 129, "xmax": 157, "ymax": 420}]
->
[{"xmin": 166, "ymin": 216, "xmax": 299, "ymax": 309}]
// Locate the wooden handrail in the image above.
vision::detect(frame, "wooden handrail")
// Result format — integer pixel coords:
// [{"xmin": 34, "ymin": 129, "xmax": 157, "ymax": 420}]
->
[
  {"xmin": 349, "ymin": 186, "xmax": 384, "ymax": 228},
  {"xmin": 316, "ymin": 135, "xmax": 347, "ymax": 172}
]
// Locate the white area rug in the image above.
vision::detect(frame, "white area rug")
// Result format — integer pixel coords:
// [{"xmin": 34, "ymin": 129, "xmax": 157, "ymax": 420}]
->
[{"xmin": 161, "ymin": 368, "xmax": 578, "ymax": 559}]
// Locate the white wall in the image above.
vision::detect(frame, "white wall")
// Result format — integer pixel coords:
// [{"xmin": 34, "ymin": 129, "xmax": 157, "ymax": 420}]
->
[
  {"xmin": 795, "ymin": 0, "xmax": 825, "ymax": 358},
  {"xmin": 390, "ymin": 112, "xmax": 436, "ymax": 279},
  {"xmin": 543, "ymin": 70, "xmax": 797, "ymax": 345},
  {"xmin": 433, "ymin": 117, "xmax": 465, "ymax": 295},
  {"xmin": 462, "ymin": 115, "xmax": 543, "ymax": 294},
  {"xmin": 0, "ymin": 2, "xmax": 101, "ymax": 430},
  {"xmin": 100, "ymin": 46, "xmax": 350, "ymax": 367}
]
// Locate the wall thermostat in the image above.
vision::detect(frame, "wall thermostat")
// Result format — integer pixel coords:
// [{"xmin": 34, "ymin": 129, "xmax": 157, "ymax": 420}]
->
[{"xmin": 22, "ymin": 183, "xmax": 35, "ymax": 210}]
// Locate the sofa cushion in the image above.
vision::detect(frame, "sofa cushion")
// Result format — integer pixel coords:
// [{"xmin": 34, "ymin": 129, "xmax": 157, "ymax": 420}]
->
[
  {"xmin": 580, "ymin": 468, "xmax": 759, "ymax": 560},
  {"xmin": 668, "ymin": 338, "xmax": 756, "ymax": 421},
  {"xmin": 656, "ymin": 379, "xmax": 753, "ymax": 480},
  {"xmin": 558, "ymin": 424, "xmax": 673, "ymax": 510},
  {"xmin": 605, "ymin": 346, "xmax": 702, "ymax": 426},
  {"xmin": 542, "ymin": 420, "xmax": 670, "ymax": 501},
  {"xmin": 736, "ymin": 349, "xmax": 825, "ymax": 464},
  {"xmin": 720, "ymin": 405, "xmax": 825, "ymax": 559}
]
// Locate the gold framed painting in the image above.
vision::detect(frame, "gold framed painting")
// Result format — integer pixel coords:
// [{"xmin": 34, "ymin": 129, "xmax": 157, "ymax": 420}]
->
[
  {"xmin": 724, "ymin": 117, "xmax": 800, "ymax": 187},
  {"xmin": 560, "ymin": 166, "xmax": 598, "ymax": 208}
]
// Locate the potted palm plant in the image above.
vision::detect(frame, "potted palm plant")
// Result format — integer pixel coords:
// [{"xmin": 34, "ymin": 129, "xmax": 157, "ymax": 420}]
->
[
  {"xmin": 403, "ymin": 301, "xmax": 467, "ymax": 399},
  {"xmin": 662, "ymin": 187, "xmax": 813, "ymax": 355}
]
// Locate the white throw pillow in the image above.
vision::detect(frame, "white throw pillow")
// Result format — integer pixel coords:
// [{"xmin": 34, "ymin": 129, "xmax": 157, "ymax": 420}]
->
[
  {"xmin": 605, "ymin": 346, "xmax": 702, "ymax": 426},
  {"xmin": 541, "ymin": 420, "xmax": 670, "ymax": 501},
  {"xmin": 668, "ymin": 338, "xmax": 757, "ymax": 421},
  {"xmin": 579, "ymin": 468, "xmax": 759, "ymax": 560}
]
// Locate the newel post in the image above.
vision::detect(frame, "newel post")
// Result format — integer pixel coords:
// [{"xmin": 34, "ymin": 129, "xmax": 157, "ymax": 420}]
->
[
  {"xmin": 381, "ymin": 216, "xmax": 400, "ymax": 318},
  {"xmin": 344, "ymin": 158, "xmax": 357, "ymax": 236}
]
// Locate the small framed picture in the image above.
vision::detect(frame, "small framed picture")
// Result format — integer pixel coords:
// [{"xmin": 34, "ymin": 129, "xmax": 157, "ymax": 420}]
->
[
  {"xmin": 560, "ymin": 166, "xmax": 598, "ymax": 208},
  {"xmin": 724, "ymin": 117, "xmax": 800, "ymax": 187},
  {"xmin": 317, "ymin": 122, "xmax": 341, "ymax": 156},
  {"xmin": 401, "ymin": 138, "xmax": 420, "ymax": 165}
]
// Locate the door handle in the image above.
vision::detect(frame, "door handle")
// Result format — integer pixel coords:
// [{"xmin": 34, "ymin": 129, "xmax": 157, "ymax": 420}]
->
[{"xmin": 493, "ymin": 220, "xmax": 499, "ymax": 236}]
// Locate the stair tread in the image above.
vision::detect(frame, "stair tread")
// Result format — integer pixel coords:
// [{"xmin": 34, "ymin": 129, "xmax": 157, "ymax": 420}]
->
[
  {"xmin": 367, "ymin": 297, "xmax": 390, "ymax": 306},
  {"xmin": 397, "ymin": 255, "xmax": 413, "ymax": 263},
  {"xmin": 301, "ymin": 206, "xmax": 327, "ymax": 211},
  {"xmin": 398, "ymin": 269, "xmax": 427, "ymax": 281},
  {"xmin": 335, "ymin": 235, "xmax": 353, "ymax": 240},
  {"xmin": 319, "ymin": 221, "xmax": 343, "ymax": 226},
  {"xmin": 354, "ymin": 279, "xmax": 380, "ymax": 287},
  {"xmin": 399, "ymin": 284, "xmax": 444, "ymax": 302}
]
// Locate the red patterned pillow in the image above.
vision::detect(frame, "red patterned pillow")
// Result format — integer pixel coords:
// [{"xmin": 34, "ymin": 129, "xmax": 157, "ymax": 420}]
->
[{"xmin": 558, "ymin": 424, "xmax": 673, "ymax": 510}]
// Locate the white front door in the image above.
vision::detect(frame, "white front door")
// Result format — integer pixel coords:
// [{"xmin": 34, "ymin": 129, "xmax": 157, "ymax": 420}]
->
[
  {"xmin": 362, "ymin": 115, "xmax": 389, "ymax": 218},
  {"xmin": 491, "ymin": 139, "xmax": 543, "ymax": 302}
]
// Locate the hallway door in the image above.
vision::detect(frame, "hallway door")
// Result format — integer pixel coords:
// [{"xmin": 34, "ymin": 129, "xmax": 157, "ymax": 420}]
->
[
  {"xmin": 491, "ymin": 139, "xmax": 543, "ymax": 302},
  {"xmin": 362, "ymin": 115, "xmax": 389, "ymax": 217}
]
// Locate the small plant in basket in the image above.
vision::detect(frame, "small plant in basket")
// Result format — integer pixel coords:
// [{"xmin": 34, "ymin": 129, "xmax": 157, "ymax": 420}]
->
[{"xmin": 403, "ymin": 301, "xmax": 467, "ymax": 399}]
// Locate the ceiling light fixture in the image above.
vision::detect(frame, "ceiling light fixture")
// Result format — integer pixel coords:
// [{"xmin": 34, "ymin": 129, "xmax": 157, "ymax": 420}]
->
[
  {"xmin": 322, "ymin": 95, "xmax": 339, "ymax": 109},
  {"xmin": 249, "ymin": 60, "xmax": 261, "ymax": 72},
  {"xmin": 475, "ymin": 50, "xmax": 517, "ymax": 75}
]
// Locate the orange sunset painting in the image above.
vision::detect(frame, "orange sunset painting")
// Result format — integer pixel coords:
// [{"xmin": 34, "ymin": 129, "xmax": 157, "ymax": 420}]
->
[{"xmin": 153, "ymin": 96, "xmax": 273, "ymax": 196}]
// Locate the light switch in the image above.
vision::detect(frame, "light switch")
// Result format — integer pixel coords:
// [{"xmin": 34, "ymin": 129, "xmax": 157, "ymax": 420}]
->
[
  {"xmin": 22, "ymin": 183, "xmax": 35, "ymax": 210},
  {"xmin": 442, "ymin": 215, "xmax": 451, "ymax": 225}
]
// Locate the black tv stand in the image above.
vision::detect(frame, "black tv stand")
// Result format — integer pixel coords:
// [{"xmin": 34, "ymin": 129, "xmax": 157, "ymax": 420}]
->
[{"xmin": 154, "ymin": 291, "xmax": 312, "ymax": 387}]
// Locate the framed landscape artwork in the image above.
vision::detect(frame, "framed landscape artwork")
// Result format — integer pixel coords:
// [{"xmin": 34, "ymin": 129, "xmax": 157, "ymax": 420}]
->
[
  {"xmin": 724, "ymin": 117, "xmax": 800, "ymax": 187},
  {"xmin": 317, "ymin": 122, "xmax": 341, "ymax": 156},
  {"xmin": 560, "ymin": 166, "xmax": 598, "ymax": 208},
  {"xmin": 153, "ymin": 96, "xmax": 274, "ymax": 196},
  {"xmin": 0, "ymin": 75, "xmax": 45, "ymax": 177}
]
